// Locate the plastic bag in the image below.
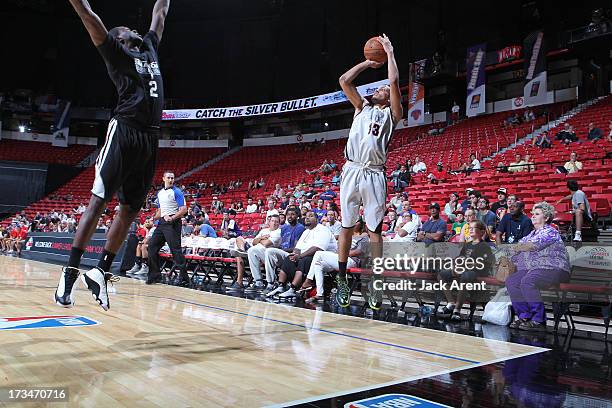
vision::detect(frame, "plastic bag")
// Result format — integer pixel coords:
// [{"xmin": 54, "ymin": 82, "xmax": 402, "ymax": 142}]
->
[{"xmin": 482, "ymin": 287, "xmax": 512, "ymax": 326}]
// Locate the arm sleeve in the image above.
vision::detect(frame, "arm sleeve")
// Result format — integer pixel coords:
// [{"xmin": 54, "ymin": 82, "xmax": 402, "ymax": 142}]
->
[
  {"xmin": 436, "ymin": 220, "xmax": 447, "ymax": 234},
  {"xmin": 174, "ymin": 188, "xmax": 186, "ymax": 206}
]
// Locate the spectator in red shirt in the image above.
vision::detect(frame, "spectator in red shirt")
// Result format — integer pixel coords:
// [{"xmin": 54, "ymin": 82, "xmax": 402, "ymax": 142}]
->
[{"xmin": 427, "ymin": 162, "xmax": 446, "ymax": 184}]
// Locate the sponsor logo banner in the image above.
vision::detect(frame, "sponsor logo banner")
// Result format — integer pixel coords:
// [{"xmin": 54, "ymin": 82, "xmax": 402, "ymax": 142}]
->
[
  {"xmin": 466, "ymin": 43, "xmax": 487, "ymax": 117},
  {"xmin": 523, "ymin": 31, "xmax": 547, "ymax": 106},
  {"xmin": 162, "ymin": 80, "xmax": 389, "ymax": 121},
  {"xmin": 0, "ymin": 316, "xmax": 99, "ymax": 331},
  {"xmin": 408, "ymin": 59, "xmax": 426, "ymax": 127},
  {"xmin": 345, "ymin": 393, "xmax": 451, "ymax": 408}
]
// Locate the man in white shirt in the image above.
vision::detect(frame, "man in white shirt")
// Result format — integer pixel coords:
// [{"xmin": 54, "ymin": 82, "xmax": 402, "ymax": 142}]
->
[
  {"xmin": 230, "ymin": 215, "xmax": 282, "ymax": 291},
  {"xmin": 412, "ymin": 156, "xmax": 427, "ymax": 173},
  {"xmin": 469, "ymin": 153, "xmax": 481, "ymax": 172},
  {"xmin": 267, "ymin": 211, "xmax": 337, "ymax": 298},
  {"xmin": 245, "ymin": 198, "xmax": 258, "ymax": 214},
  {"xmin": 266, "ymin": 199, "xmax": 279, "ymax": 222},
  {"xmin": 325, "ymin": 210, "xmax": 342, "ymax": 239},
  {"xmin": 391, "ymin": 213, "xmax": 421, "ymax": 242}
]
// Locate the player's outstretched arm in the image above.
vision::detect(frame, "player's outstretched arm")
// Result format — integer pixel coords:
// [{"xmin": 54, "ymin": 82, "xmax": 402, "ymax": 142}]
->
[
  {"xmin": 150, "ymin": 0, "xmax": 171, "ymax": 41},
  {"xmin": 339, "ymin": 60, "xmax": 382, "ymax": 113},
  {"xmin": 379, "ymin": 34, "xmax": 403, "ymax": 124},
  {"xmin": 67, "ymin": 0, "xmax": 108, "ymax": 46}
]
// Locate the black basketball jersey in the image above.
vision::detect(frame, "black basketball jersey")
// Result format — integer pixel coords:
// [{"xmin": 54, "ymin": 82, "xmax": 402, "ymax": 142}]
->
[{"xmin": 97, "ymin": 31, "xmax": 164, "ymax": 129}]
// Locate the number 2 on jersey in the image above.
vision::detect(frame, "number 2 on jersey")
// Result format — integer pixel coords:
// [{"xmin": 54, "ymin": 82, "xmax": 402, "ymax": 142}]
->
[
  {"xmin": 368, "ymin": 123, "xmax": 380, "ymax": 137},
  {"xmin": 149, "ymin": 80, "xmax": 158, "ymax": 98}
]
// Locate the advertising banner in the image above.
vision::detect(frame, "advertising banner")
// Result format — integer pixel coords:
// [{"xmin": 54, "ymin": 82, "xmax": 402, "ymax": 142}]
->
[
  {"xmin": 162, "ymin": 79, "xmax": 389, "ymax": 121},
  {"xmin": 523, "ymin": 31, "xmax": 547, "ymax": 106},
  {"xmin": 466, "ymin": 43, "xmax": 487, "ymax": 117},
  {"xmin": 407, "ymin": 59, "xmax": 426, "ymax": 126}
]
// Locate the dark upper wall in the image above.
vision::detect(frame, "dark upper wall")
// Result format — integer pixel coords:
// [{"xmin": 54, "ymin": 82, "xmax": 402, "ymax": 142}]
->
[{"xmin": 1, "ymin": 0, "xmax": 608, "ymax": 108}]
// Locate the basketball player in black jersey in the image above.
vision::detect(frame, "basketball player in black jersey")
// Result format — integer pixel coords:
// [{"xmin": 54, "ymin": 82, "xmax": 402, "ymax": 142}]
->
[{"xmin": 55, "ymin": 0, "xmax": 170, "ymax": 311}]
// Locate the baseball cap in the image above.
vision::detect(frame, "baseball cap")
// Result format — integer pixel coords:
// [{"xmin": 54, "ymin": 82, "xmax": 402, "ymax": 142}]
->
[
  {"xmin": 497, "ymin": 187, "xmax": 507, "ymax": 194},
  {"xmin": 429, "ymin": 202, "xmax": 441, "ymax": 210},
  {"xmin": 466, "ymin": 188, "xmax": 474, "ymax": 193},
  {"xmin": 437, "ymin": 162, "xmax": 443, "ymax": 166}
]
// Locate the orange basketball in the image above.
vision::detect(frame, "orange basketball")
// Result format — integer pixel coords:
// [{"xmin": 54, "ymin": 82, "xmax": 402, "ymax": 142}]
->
[{"xmin": 364, "ymin": 37, "xmax": 387, "ymax": 64}]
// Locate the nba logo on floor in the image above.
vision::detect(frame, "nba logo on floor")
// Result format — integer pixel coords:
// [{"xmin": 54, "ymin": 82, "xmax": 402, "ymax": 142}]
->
[
  {"xmin": 345, "ymin": 394, "xmax": 451, "ymax": 408},
  {"xmin": 0, "ymin": 316, "xmax": 99, "ymax": 331}
]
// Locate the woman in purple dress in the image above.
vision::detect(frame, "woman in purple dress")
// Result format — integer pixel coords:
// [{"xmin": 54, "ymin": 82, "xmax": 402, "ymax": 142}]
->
[{"xmin": 505, "ymin": 202, "xmax": 570, "ymax": 331}]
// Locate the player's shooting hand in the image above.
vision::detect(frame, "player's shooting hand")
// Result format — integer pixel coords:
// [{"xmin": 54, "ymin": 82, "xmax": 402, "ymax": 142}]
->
[
  {"xmin": 365, "ymin": 60, "xmax": 384, "ymax": 69},
  {"xmin": 378, "ymin": 34, "xmax": 394, "ymax": 54}
]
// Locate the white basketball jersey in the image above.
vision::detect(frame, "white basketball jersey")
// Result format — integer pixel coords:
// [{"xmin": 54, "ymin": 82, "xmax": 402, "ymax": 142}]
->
[{"xmin": 344, "ymin": 103, "xmax": 395, "ymax": 167}]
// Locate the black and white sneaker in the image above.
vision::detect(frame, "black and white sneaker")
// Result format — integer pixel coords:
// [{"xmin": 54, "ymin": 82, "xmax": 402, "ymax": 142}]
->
[
  {"xmin": 81, "ymin": 267, "xmax": 118, "ymax": 311},
  {"xmin": 55, "ymin": 266, "xmax": 81, "ymax": 307}
]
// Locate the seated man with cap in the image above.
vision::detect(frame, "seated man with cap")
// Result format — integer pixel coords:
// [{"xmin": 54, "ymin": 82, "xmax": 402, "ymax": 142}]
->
[
  {"xmin": 491, "ymin": 188, "xmax": 508, "ymax": 218},
  {"xmin": 417, "ymin": 202, "xmax": 447, "ymax": 244},
  {"xmin": 427, "ymin": 162, "xmax": 447, "ymax": 184}
]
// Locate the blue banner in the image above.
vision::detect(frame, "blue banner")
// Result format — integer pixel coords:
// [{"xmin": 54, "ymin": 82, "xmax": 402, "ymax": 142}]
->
[{"xmin": 465, "ymin": 43, "xmax": 487, "ymax": 117}]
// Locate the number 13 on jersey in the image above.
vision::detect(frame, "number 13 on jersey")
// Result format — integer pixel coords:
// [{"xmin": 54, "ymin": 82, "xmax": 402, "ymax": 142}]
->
[{"xmin": 368, "ymin": 123, "xmax": 380, "ymax": 137}]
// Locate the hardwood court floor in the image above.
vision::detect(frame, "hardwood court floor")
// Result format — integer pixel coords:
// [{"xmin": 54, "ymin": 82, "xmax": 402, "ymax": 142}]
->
[{"xmin": 0, "ymin": 257, "xmax": 547, "ymax": 407}]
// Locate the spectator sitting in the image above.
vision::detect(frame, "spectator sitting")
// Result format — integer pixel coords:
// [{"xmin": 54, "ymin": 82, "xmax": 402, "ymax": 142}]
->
[
  {"xmin": 328, "ymin": 160, "xmax": 337, "ymax": 171},
  {"xmin": 387, "ymin": 192, "xmax": 405, "ymax": 212},
  {"xmin": 523, "ymin": 108, "xmax": 535, "ymax": 122},
  {"xmin": 272, "ymin": 184, "xmax": 283, "ymax": 198},
  {"xmin": 505, "ymin": 113, "xmax": 520, "ymax": 127},
  {"xmin": 532, "ymin": 131, "xmax": 552, "ymax": 149},
  {"xmin": 306, "ymin": 160, "xmax": 330, "ymax": 175},
  {"xmin": 458, "ymin": 209, "xmax": 477, "ymax": 242},
  {"xmin": 229, "ymin": 215, "xmax": 282, "ymax": 291},
  {"xmin": 281, "ymin": 196, "xmax": 296, "ymax": 211},
  {"xmin": 460, "ymin": 188, "xmax": 474, "ymax": 212},
  {"xmin": 382, "ymin": 211, "xmax": 399, "ymax": 237},
  {"xmin": 319, "ymin": 185, "xmax": 337, "ymax": 201},
  {"xmin": 300, "ymin": 219, "xmax": 369, "ymax": 303},
  {"xmin": 257, "ymin": 178, "xmax": 265, "ymax": 188},
  {"xmin": 388, "ymin": 164, "xmax": 401, "ymax": 184},
  {"xmin": 468, "ymin": 153, "xmax": 481, "ymax": 173},
  {"xmin": 393, "ymin": 165, "xmax": 410, "ymax": 191},
  {"xmin": 467, "ymin": 190, "xmax": 481, "ymax": 211},
  {"xmin": 491, "ymin": 188, "xmax": 508, "ymax": 216},
  {"xmin": 411, "ymin": 156, "xmax": 427, "ymax": 174},
  {"xmin": 279, "ymin": 213, "xmax": 286, "ymax": 225},
  {"xmin": 235, "ymin": 201, "xmax": 244, "ymax": 213},
  {"xmin": 262, "ymin": 208, "xmax": 305, "ymax": 291},
  {"xmin": 558, "ymin": 152, "xmax": 582, "ymax": 174},
  {"xmin": 427, "ymin": 162, "xmax": 446, "ymax": 184},
  {"xmin": 416, "ymin": 203, "xmax": 447, "ymax": 244},
  {"xmin": 313, "ymin": 175, "xmax": 324, "ymax": 188},
  {"xmin": 331, "ymin": 170, "xmax": 342, "ymax": 186},
  {"xmin": 557, "ymin": 179, "xmax": 593, "ymax": 242},
  {"xmin": 199, "ymin": 220, "xmax": 217, "ymax": 238},
  {"xmin": 523, "ymin": 154, "xmax": 535, "ymax": 172},
  {"xmin": 312, "ymin": 199, "xmax": 327, "ymax": 222},
  {"xmin": 220, "ymin": 210, "xmax": 241, "ymax": 238},
  {"xmin": 391, "ymin": 209, "xmax": 421, "ymax": 242},
  {"xmin": 266, "ymin": 199, "xmax": 279, "ymax": 223},
  {"xmin": 211, "ymin": 196, "xmax": 223, "ymax": 212},
  {"xmin": 587, "ymin": 122, "xmax": 602, "ymax": 142},
  {"xmin": 451, "ymin": 210, "xmax": 465, "ymax": 237},
  {"xmin": 496, "ymin": 199, "xmax": 533, "ymax": 244},
  {"xmin": 444, "ymin": 192, "xmax": 462, "ymax": 222},
  {"xmin": 266, "ymin": 210, "xmax": 337, "ymax": 299},
  {"xmin": 556, "ymin": 123, "xmax": 578, "ymax": 144},
  {"xmin": 397, "ymin": 199, "xmax": 417, "ymax": 224},
  {"xmin": 506, "ymin": 202, "xmax": 570, "ymax": 331},
  {"xmin": 181, "ymin": 218, "xmax": 194, "ymax": 237},
  {"xmin": 476, "ymin": 197, "xmax": 496, "ymax": 241},
  {"xmin": 508, "ymin": 154, "xmax": 525, "ymax": 173},
  {"xmin": 608, "ymin": 120, "xmax": 612, "ymax": 142},
  {"xmin": 438, "ymin": 220, "xmax": 494, "ymax": 321},
  {"xmin": 324, "ymin": 210, "xmax": 342, "ymax": 239}
]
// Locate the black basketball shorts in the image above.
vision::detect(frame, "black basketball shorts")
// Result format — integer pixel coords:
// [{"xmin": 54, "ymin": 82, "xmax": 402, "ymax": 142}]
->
[{"xmin": 92, "ymin": 118, "xmax": 159, "ymax": 211}]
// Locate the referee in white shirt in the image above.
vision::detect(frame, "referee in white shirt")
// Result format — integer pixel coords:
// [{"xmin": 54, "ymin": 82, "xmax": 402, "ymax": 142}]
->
[{"xmin": 147, "ymin": 171, "xmax": 189, "ymax": 285}]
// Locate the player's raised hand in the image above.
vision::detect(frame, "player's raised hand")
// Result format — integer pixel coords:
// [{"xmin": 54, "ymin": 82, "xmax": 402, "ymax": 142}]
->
[
  {"xmin": 365, "ymin": 59, "xmax": 384, "ymax": 69},
  {"xmin": 378, "ymin": 34, "xmax": 394, "ymax": 55}
]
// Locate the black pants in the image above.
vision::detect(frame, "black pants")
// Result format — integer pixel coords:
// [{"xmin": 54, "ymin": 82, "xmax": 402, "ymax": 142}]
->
[
  {"xmin": 148, "ymin": 219, "xmax": 186, "ymax": 278},
  {"xmin": 281, "ymin": 255, "xmax": 314, "ymax": 283}
]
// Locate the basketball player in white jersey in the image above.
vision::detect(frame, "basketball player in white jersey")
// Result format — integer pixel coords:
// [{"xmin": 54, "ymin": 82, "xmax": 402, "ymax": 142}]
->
[{"xmin": 336, "ymin": 34, "xmax": 402, "ymax": 309}]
